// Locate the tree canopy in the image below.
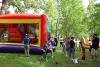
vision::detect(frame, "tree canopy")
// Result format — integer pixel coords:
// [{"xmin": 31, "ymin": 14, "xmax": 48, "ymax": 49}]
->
[{"xmin": 1, "ymin": 0, "xmax": 100, "ymax": 39}]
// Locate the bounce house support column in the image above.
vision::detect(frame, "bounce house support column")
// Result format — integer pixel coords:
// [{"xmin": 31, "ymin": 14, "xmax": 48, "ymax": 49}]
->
[{"xmin": 40, "ymin": 14, "xmax": 47, "ymax": 47}]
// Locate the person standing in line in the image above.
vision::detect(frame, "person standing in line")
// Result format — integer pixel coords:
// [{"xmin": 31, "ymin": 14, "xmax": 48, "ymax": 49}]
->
[
  {"xmin": 65, "ymin": 37, "xmax": 70, "ymax": 56},
  {"xmin": 50, "ymin": 37, "xmax": 56, "ymax": 46},
  {"xmin": 90, "ymin": 34, "xmax": 99, "ymax": 60},
  {"xmin": 23, "ymin": 34, "xmax": 30, "ymax": 57},
  {"xmin": 62, "ymin": 39, "xmax": 67, "ymax": 56},
  {"xmin": 69, "ymin": 37, "xmax": 78, "ymax": 64},
  {"xmin": 60, "ymin": 36, "xmax": 64, "ymax": 47},
  {"xmin": 54, "ymin": 37, "xmax": 58, "ymax": 46},
  {"xmin": 69, "ymin": 37, "xmax": 76, "ymax": 60}
]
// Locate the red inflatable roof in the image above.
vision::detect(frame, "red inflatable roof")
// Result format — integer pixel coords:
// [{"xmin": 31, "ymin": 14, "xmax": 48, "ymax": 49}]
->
[{"xmin": 0, "ymin": 14, "xmax": 44, "ymax": 19}]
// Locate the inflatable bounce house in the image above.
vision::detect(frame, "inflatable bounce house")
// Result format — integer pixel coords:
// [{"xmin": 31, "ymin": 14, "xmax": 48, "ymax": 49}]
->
[{"xmin": 0, "ymin": 14, "xmax": 48, "ymax": 54}]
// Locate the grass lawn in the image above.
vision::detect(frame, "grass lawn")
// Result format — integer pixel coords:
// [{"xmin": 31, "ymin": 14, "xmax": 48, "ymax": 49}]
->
[{"xmin": 0, "ymin": 46, "xmax": 100, "ymax": 67}]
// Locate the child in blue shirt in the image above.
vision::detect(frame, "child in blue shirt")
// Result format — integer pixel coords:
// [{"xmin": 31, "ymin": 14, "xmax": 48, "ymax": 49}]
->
[{"xmin": 23, "ymin": 34, "xmax": 30, "ymax": 57}]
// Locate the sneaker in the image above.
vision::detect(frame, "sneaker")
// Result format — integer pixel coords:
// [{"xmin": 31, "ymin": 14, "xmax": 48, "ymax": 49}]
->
[{"xmin": 73, "ymin": 58, "xmax": 78, "ymax": 64}]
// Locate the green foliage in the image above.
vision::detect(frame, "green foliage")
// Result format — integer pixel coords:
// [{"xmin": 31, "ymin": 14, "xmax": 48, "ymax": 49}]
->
[
  {"xmin": 7, "ymin": 0, "xmax": 100, "ymax": 38},
  {"xmin": 8, "ymin": 0, "xmax": 58, "ymax": 35},
  {"xmin": 57, "ymin": 0, "xmax": 88, "ymax": 39},
  {"xmin": 87, "ymin": 0, "xmax": 100, "ymax": 35}
]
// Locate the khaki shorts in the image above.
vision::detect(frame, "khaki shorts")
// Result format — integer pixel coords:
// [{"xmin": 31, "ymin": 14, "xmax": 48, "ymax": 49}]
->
[{"xmin": 24, "ymin": 45, "xmax": 30, "ymax": 49}]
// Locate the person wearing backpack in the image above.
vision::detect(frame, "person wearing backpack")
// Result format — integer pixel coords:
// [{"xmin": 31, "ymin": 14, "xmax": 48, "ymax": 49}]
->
[{"xmin": 69, "ymin": 37, "xmax": 78, "ymax": 63}]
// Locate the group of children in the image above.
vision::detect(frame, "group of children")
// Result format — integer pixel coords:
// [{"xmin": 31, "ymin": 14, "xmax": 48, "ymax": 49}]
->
[
  {"xmin": 24, "ymin": 33, "xmax": 99, "ymax": 64},
  {"xmin": 61, "ymin": 34, "xmax": 100, "ymax": 64},
  {"xmin": 42, "ymin": 38, "xmax": 55, "ymax": 61}
]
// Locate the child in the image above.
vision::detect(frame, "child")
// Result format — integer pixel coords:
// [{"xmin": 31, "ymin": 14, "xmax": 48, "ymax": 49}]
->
[
  {"xmin": 47, "ymin": 42, "xmax": 54, "ymax": 58},
  {"xmin": 82, "ymin": 48, "xmax": 86, "ymax": 63},
  {"xmin": 62, "ymin": 41, "xmax": 66, "ymax": 56},
  {"xmin": 42, "ymin": 51, "xmax": 48, "ymax": 61},
  {"xmin": 42, "ymin": 41, "xmax": 48, "ymax": 61},
  {"xmin": 23, "ymin": 34, "xmax": 30, "ymax": 57}
]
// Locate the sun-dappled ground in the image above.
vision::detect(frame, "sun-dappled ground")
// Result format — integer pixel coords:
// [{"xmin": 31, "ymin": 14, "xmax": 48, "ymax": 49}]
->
[{"xmin": 0, "ymin": 46, "xmax": 100, "ymax": 67}]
